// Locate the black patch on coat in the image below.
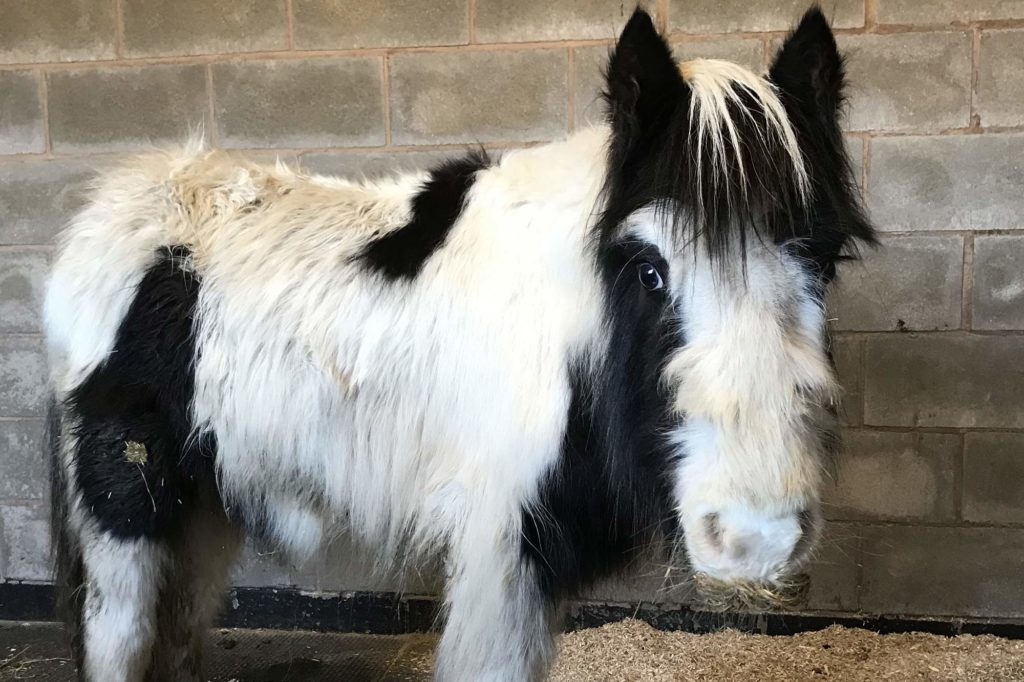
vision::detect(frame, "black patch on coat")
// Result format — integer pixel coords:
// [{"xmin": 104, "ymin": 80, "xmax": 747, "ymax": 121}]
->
[
  {"xmin": 66, "ymin": 246, "xmax": 218, "ymax": 540},
  {"xmin": 521, "ymin": 240, "xmax": 682, "ymax": 600},
  {"xmin": 599, "ymin": 7, "xmax": 874, "ymax": 285},
  {"xmin": 362, "ymin": 151, "xmax": 490, "ymax": 280}
]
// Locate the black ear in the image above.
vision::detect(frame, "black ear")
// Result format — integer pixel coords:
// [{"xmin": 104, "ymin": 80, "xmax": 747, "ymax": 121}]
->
[
  {"xmin": 604, "ymin": 9, "xmax": 686, "ymax": 144},
  {"xmin": 769, "ymin": 6, "xmax": 845, "ymax": 127}
]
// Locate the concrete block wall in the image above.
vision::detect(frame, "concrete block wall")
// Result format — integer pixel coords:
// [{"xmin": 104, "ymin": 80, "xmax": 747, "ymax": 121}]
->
[{"xmin": 1, "ymin": 0, "xmax": 1023, "ymax": 621}]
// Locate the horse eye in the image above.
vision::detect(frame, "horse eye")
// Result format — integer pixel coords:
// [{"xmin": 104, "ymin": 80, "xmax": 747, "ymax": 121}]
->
[{"xmin": 637, "ymin": 262, "xmax": 664, "ymax": 291}]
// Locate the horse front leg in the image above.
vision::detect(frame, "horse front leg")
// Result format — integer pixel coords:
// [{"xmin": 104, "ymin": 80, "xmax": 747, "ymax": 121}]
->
[{"xmin": 435, "ymin": 515, "xmax": 561, "ymax": 682}]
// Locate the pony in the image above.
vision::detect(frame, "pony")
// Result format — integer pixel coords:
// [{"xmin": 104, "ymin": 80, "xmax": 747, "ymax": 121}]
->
[{"xmin": 44, "ymin": 7, "xmax": 873, "ymax": 681}]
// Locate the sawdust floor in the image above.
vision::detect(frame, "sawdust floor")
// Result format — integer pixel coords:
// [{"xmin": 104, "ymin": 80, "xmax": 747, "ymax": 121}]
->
[
  {"xmin": 549, "ymin": 619, "xmax": 1024, "ymax": 681},
  {"xmin": 2, "ymin": 618, "xmax": 1024, "ymax": 681}
]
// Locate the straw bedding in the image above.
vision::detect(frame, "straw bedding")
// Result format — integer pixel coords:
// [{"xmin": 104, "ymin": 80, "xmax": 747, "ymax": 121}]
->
[{"xmin": 548, "ymin": 618, "xmax": 1024, "ymax": 681}]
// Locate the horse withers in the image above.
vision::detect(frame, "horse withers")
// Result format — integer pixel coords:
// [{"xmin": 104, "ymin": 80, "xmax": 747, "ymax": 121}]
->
[{"xmin": 44, "ymin": 7, "xmax": 873, "ymax": 681}]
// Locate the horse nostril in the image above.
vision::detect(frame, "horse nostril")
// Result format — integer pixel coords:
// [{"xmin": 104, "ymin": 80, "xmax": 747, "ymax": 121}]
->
[{"xmin": 702, "ymin": 512, "xmax": 723, "ymax": 551}]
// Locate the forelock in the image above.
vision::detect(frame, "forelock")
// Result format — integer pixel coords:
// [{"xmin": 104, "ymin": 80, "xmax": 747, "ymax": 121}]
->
[
  {"xmin": 679, "ymin": 58, "xmax": 809, "ymax": 209},
  {"xmin": 673, "ymin": 58, "xmax": 811, "ymax": 261},
  {"xmin": 600, "ymin": 57, "xmax": 814, "ymax": 266}
]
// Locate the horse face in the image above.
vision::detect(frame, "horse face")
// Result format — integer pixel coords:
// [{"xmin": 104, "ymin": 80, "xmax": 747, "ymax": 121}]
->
[
  {"xmin": 609, "ymin": 208, "xmax": 837, "ymax": 589},
  {"xmin": 667, "ymin": 231, "xmax": 837, "ymax": 600},
  {"xmin": 599, "ymin": 9, "xmax": 873, "ymax": 603}
]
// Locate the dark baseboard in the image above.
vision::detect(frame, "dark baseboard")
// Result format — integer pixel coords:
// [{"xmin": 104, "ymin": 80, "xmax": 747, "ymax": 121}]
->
[
  {"xmin": 221, "ymin": 586, "xmax": 441, "ymax": 633},
  {"xmin": 570, "ymin": 602, "xmax": 1024, "ymax": 639},
  {"xmin": 3, "ymin": 581, "xmax": 1022, "ymax": 639},
  {"xmin": 0, "ymin": 582, "xmax": 55, "ymax": 623}
]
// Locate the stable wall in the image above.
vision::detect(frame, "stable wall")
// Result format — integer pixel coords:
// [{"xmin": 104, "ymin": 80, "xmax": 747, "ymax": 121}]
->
[{"xmin": 2, "ymin": 0, "xmax": 1024, "ymax": 623}]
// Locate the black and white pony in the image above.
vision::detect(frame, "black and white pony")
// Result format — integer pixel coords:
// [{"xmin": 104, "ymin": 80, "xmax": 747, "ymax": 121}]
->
[{"xmin": 45, "ymin": 7, "xmax": 873, "ymax": 681}]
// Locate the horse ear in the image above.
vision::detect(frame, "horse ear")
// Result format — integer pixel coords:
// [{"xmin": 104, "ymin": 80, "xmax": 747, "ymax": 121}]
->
[
  {"xmin": 604, "ymin": 9, "xmax": 685, "ymax": 140},
  {"xmin": 769, "ymin": 7, "xmax": 845, "ymax": 127}
]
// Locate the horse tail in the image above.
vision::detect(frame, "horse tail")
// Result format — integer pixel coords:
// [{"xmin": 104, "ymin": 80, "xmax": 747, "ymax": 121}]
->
[{"xmin": 48, "ymin": 397, "xmax": 86, "ymax": 671}]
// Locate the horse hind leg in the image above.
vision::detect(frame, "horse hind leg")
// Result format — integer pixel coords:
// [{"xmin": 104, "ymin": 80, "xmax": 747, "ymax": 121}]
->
[
  {"xmin": 78, "ymin": 528, "xmax": 167, "ymax": 682},
  {"xmin": 51, "ymin": 409, "xmax": 166, "ymax": 682},
  {"xmin": 146, "ymin": 503, "xmax": 243, "ymax": 682},
  {"xmin": 57, "ymin": 412, "xmax": 227, "ymax": 680},
  {"xmin": 69, "ymin": 463, "xmax": 240, "ymax": 682}
]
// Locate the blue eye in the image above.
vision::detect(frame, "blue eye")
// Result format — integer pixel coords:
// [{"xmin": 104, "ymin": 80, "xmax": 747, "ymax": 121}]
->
[{"xmin": 637, "ymin": 262, "xmax": 664, "ymax": 291}]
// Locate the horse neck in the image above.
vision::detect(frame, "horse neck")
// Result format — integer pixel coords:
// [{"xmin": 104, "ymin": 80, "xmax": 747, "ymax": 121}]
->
[{"xmin": 478, "ymin": 125, "xmax": 612, "ymax": 237}]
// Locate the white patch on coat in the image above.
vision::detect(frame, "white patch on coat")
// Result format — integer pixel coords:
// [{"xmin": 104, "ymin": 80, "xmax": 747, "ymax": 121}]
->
[{"xmin": 43, "ymin": 144, "xmax": 199, "ymax": 394}]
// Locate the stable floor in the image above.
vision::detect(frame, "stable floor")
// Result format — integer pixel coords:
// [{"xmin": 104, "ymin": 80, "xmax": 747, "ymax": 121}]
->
[
  {"xmin": 0, "ymin": 621, "xmax": 436, "ymax": 681},
  {"xmin": 3, "ymin": 618, "xmax": 1024, "ymax": 681}
]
